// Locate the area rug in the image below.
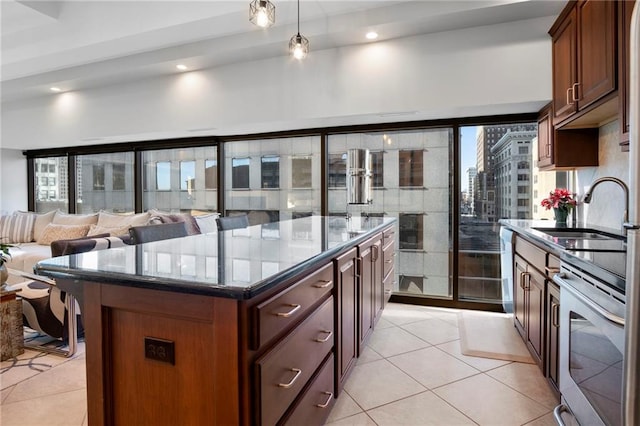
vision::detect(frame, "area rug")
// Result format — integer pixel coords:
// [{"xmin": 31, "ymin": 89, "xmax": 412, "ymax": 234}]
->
[{"xmin": 458, "ymin": 311, "xmax": 534, "ymax": 364}]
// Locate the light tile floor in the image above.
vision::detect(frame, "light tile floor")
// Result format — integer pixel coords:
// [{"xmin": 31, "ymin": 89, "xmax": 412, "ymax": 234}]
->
[
  {"xmin": 325, "ymin": 303, "xmax": 559, "ymax": 426},
  {"xmin": 0, "ymin": 303, "xmax": 559, "ymax": 425}
]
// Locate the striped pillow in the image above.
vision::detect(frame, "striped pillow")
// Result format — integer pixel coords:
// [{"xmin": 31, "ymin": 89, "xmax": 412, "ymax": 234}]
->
[{"xmin": 0, "ymin": 213, "xmax": 36, "ymax": 243}]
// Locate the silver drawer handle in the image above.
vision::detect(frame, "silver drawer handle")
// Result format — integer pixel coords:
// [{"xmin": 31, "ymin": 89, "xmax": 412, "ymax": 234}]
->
[
  {"xmin": 316, "ymin": 391, "xmax": 333, "ymax": 408},
  {"xmin": 313, "ymin": 280, "xmax": 333, "ymax": 289},
  {"xmin": 278, "ymin": 368, "xmax": 302, "ymax": 388},
  {"xmin": 275, "ymin": 304, "xmax": 301, "ymax": 317},
  {"xmin": 314, "ymin": 330, "xmax": 333, "ymax": 343}
]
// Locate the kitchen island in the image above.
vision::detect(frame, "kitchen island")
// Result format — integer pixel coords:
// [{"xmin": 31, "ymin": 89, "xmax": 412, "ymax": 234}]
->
[{"xmin": 35, "ymin": 215, "xmax": 396, "ymax": 426}]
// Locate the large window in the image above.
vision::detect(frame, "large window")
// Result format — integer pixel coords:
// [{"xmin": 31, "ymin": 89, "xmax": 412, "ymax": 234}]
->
[
  {"xmin": 77, "ymin": 152, "xmax": 134, "ymax": 213},
  {"xmin": 328, "ymin": 129, "xmax": 452, "ymax": 299},
  {"xmin": 143, "ymin": 146, "xmax": 218, "ymax": 213},
  {"xmin": 34, "ymin": 157, "xmax": 68, "ymax": 213},
  {"xmin": 225, "ymin": 136, "xmax": 321, "ymax": 223}
]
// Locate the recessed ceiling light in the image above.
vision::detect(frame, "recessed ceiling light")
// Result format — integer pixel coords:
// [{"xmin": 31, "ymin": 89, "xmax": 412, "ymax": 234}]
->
[
  {"xmin": 176, "ymin": 64, "xmax": 188, "ymax": 71},
  {"xmin": 50, "ymin": 87, "xmax": 62, "ymax": 92},
  {"xmin": 366, "ymin": 31, "xmax": 378, "ymax": 40}
]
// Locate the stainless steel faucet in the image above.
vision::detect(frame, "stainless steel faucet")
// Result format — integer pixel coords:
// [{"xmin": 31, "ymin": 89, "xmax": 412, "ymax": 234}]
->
[{"xmin": 583, "ymin": 176, "xmax": 629, "ymax": 232}]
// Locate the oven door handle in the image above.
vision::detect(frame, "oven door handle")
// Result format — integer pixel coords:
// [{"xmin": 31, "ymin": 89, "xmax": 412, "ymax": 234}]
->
[
  {"xmin": 553, "ymin": 404, "xmax": 573, "ymax": 426},
  {"xmin": 553, "ymin": 274, "xmax": 625, "ymax": 327}
]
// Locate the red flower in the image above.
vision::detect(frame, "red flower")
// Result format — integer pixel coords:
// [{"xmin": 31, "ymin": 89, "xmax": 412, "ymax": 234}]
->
[{"xmin": 541, "ymin": 188, "xmax": 576, "ymax": 211}]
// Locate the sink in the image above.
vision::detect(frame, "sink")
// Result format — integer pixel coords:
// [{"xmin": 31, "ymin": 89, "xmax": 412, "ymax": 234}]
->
[{"xmin": 532, "ymin": 227, "xmax": 626, "ymax": 241}]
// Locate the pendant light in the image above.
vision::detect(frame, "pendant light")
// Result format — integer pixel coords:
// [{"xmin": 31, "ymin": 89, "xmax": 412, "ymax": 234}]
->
[
  {"xmin": 289, "ymin": 0, "xmax": 309, "ymax": 60},
  {"xmin": 249, "ymin": 0, "xmax": 275, "ymax": 28}
]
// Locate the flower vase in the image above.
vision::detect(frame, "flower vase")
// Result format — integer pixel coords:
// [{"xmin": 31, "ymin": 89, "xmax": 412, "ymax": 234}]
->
[{"xmin": 554, "ymin": 208, "xmax": 569, "ymax": 227}]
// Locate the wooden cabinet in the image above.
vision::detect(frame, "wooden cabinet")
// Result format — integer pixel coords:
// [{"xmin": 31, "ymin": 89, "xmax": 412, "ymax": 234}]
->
[
  {"xmin": 257, "ymin": 297, "xmax": 334, "ymax": 426},
  {"xmin": 334, "ymin": 247, "xmax": 358, "ymax": 395},
  {"xmin": 546, "ymin": 282, "xmax": 561, "ymax": 395},
  {"xmin": 357, "ymin": 234, "xmax": 383, "ymax": 350},
  {"xmin": 513, "ymin": 235, "xmax": 563, "ymax": 393},
  {"xmin": 281, "ymin": 355, "xmax": 335, "ymax": 426},
  {"xmin": 550, "ymin": 0, "xmax": 618, "ymax": 128},
  {"xmin": 619, "ymin": 0, "xmax": 636, "ymax": 149},
  {"xmin": 514, "ymin": 254, "xmax": 545, "ymax": 367},
  {"xmin": 254, "ymin": 262, "xmax": 334, "ymax": 349},
  {"xmin": 536, "ymin": 102, "xmax": 598, "ymax": 170},
  {"xmin": 382, "ymin": 228, "xmax": 396, "ymax": 305}
]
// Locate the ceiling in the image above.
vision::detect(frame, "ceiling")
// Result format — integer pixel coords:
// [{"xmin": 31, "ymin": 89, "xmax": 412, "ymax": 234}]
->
[{"xmin": 1, "ymin": 0, "xmax": 566, "ymax": 104}]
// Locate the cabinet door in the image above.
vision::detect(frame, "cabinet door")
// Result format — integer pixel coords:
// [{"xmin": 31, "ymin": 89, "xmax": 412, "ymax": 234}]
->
[
  {"xmin": 619, "ymin": 0, "xmax": 635, "ymax": 147},
  {"xmin": 513, "ymin": 255, "xmax": 527, "ymax": 338},
  {"xmin": 372, "ymin": 238, "xmax": 384, "ymax": 325},
  {"xmin": 537, "ymin": 104, "xmax": 553, "ymax": 168},
  {"xmin": 547, "ymin": 283, "xmax": 561, "ymax": 394},
  {"xmin": 551, "ymin": 6, "xmax": 578, "ymax": 124},
  {"xmin": 577, "ymin": 0, "xmax": 616, "ymax": 110},
  {"xmin": 334, "ymin": 247, "xmax": 358, "ymax": 395},
  {"xmin": 526, "ymin": 267, "xmax": 545, "ymax": 365},
  {"xmin": 359, "ymin": 243, "xmax": 374, "ymax": 350}
]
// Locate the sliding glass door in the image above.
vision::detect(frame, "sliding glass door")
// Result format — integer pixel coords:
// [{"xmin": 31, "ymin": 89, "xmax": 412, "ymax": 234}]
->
[{"xmin": 328, "ymin": 128, "xmax": 453, "ymax": 299}]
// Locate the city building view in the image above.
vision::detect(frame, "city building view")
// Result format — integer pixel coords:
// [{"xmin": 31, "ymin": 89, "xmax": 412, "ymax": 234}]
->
[{"xmin": 31, "ymin": 123, "xmax": 567, "ymax": 306}]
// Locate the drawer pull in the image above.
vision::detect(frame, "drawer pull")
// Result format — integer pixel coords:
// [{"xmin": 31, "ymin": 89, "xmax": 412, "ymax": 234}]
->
[
  {"xmin": 275, "ymin": 304, "xmax": 302, "ymax": 317},
  {"xmin": 313, "ymin": 280, "xmax": 333, "ymax": 289},
  {"xmin": 545, "ymin": 266, "xmax": 560, "ymax": 275},
  {"xmin": 552, "ymin": 302, "xmax": 560, "ymax": 328},
  {"xmin": 316, "ymin": 391, "xmax": 333, "ymax": 408},
  {"xmin": 385, "ymin": 259, "xmax": 394, "ymax": 264},
  {"xmin": 278, "ymin": 368, "xmax": 302, "ymax": 388},
  {"xmin": 314, "ymin": 330, "xmax": 333, "ymax": 343}
]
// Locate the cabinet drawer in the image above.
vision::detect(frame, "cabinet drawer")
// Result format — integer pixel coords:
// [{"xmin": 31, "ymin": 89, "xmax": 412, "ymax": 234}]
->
[
  {"xmin": 281, "ymin": 354, "xmax": 335, "ymax": 426},
  {"xmin": 383, "ymin": 268, "xmax": 394, "ymax": 303},
  {"xmin": 258, "ymin": 297, "xmax": 334, "ymax": 426},
  {"xmin": 255, "ymin": 262, "xmax": 334, "ymax": 348},
  {"xmin": 383, "ymin": 241, "xmax": 395, "ymax": 279},
  {"xmin": 546, "ymin": 254, "xmax": 561, "ymax": 279},
  {"xmin": 383, "ymin": 227, "xmax": 395, "ymax": 249},
  {"xmin": 515, "ymin": 237, "xmax": 546, "ymax": 272}
]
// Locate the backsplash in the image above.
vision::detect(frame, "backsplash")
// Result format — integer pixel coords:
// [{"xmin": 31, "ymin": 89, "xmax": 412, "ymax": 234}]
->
[{"xmin": 575, "ymin": 120, "xmax": 629, "ymax": 232}]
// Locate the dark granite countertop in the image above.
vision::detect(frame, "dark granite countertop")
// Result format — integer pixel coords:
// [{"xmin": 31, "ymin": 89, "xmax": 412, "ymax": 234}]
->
[
  {"xmin": 499, "ymin": 219, "xmax": 627, "ymax": 289},
  {"xmin": 35, "ymin": 216, "xmax": 396, "ymax": 300}
]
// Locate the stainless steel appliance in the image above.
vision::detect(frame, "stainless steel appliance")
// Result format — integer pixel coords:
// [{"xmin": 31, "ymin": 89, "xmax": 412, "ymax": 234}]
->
[
  {"xmin": 625, "ymin": 2, "xmax": 640, "ymax": 424},
  {"xmin": 554, "ymin": 251, "xmax": 626, "ymax": 425},
  {"xmin": 346, "ymin": 148, "xmax": 372, "ymax": 205},
  {"xmin": 499, "ymin": 226, "xmax": 514, "ymax": 313}
]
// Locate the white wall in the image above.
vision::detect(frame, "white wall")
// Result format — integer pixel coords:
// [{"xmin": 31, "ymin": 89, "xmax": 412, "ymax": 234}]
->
[
  {"xmin": 0, "ymin": 148, "xmax": 28, "ymax": 213},
  {"xmin": 0, "ymin": 16, "xmax": 555, "ymax": 212},
  {"xmin": 575, "ymin": 120, "xmax": 630, "ymax": 232}
]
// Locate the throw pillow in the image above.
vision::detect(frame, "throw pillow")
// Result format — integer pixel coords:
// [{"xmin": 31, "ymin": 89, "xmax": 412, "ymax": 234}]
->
[
  {"xmin": 31, "ymin": 210, "xmax": 57, "ymax": 241},
  {"xmin": 1, "ymin": 213, "xmax": 36, "ymax": 243},
  {"xmin": 97, "ymin": 211, "xmax": 150, "ymax": 228},
  {"xmin": 38, "ymin": 223, "xmax": 91, "ymax": 246},
  {"xmin": 52, "ymin": 212, "xmax": 98, "ymax": 226},
  {"xmin": 148, "ymin": 210, "xmax": 201, "ymax": 235},
  {"xmin": 194, "ymin": 213, "xmax": 220, "ymax": 234},
  {"xmin": 87, "ymin": 224, "xmax": 132, "ymax": 237}
]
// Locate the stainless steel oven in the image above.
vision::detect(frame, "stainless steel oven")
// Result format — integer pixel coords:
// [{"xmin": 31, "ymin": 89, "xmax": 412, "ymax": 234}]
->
[{"xmin": 553, "ymin": 251, "xmax": 626, "ymax": 426}]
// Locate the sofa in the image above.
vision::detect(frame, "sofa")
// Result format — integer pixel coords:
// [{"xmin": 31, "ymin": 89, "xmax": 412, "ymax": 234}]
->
[{"xmin": 1, "ymin": 209, "xmax": 219, "ymax": 284}]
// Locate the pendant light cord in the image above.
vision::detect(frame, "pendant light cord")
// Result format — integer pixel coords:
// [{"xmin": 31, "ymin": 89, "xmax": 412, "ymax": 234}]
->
[{"xmin": 297, "ymin": 0, "xmax": 300, "ymax": 35}]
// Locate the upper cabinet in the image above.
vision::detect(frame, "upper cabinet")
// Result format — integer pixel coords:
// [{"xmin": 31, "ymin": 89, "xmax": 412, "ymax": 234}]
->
[
  {"xmin": 549, "ymin": 0, "xmax": 618, "ymax": 128},
  {"xmin": 537, "ymin": 102, "xmax": 598, "ymax": 171},
  {"xmin": 619, "ymin": 0, "xmax": 636, "ymax": 150}
]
